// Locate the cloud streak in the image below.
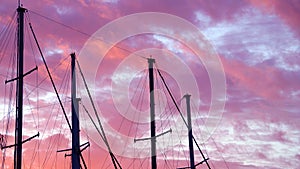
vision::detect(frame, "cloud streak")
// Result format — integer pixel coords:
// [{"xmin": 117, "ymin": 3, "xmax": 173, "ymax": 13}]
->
[{"xmin": 0, "ymin": 0, "xmax": 299, "ymax": 168}]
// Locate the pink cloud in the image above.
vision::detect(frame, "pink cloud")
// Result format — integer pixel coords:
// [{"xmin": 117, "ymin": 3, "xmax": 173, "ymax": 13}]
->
[
  {"xmin": 249, "ymin": 0, "xmax": 300, "ymax": 37},
  {"xmin": 221, "ymin": 56, "xmax": 299, "ymax": 100},
  {"xmin": 0, "ymin": 0, "xmax": 300, "ymax": 168}
]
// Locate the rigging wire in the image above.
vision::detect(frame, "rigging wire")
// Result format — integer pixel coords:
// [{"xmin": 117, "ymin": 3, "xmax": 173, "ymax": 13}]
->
[
  {"xmin": 24, "ymin": 12, "xmax": 42, "ymax": 167},
  {"xmin": 108, "ymin": 69, "xmax": 148, "ymax": 167},
  {"xmin": 80, "ymin": 99, "xmax": 122, "ymax": 168},
  {"xmin": 0, "ymin": 54, "xmax": 71, "ymax": 98},
  {"xmin": 190, "ymin": 100, "xmax": 230, "ymax": 169},
  {"xmin": 23, "ymin": 52, "xmax": 71, "ymax": 167},
  {"xmin": 155, "ymin": 73, "xmax": 177, "ymax": 168},
  {"xmin": 132, "ymin": 70, "xmax": 149, "ymax": 168},
  {"xmin": 0, "ymin": 6, "xmax": 225, "ymax": 169},
  {"xmin": 25, "ymin": 55, "xmax": 70, "ymax": 94},
  {"xmin": 157, "ymin": 78, "xmax": 190, "ymax": 168},
  {"xmin": 28, "ymin": 20, "xmax": 72, "ymax": 132},
  {"xmin": 189, "ymin": 100, "xmax": 211, "ymax": 159},
  {"xmin": 0, "ymin": 11, "xmax": 17, "ymax": 65},
  {"xmin": 0, "ymin": 11, "xmax": 17, "ymax": 169},
  {"xmin": 77, "ymin": 103, "xmax": 92, "ymax": 169},
  {"xmin": 23, "ymin": 13, "xmax": 39, "ymax": 131},
  {"xmin": 1, "ymin": 7, "xmax": 91, "ymax": 169},
  {"xmin": 23, "ymin": 17, "xmax": 76, "ymax": 167},
  {"xmin": 154, "ymin": 67, "xmax": 173, "ymax": 167},
  {"xmin": 155, "ymin": 63, "xmax": 212, "ymax": 169},
  {"xmin": 76, "ymin": 58, "xmax": 122, "ymax": 169},
  {"xmin": 131, "ymin": 70, "xmax": 149, "ymax": 168},
  {"xmin": 27, "ymin": 9, "xmax": 148, "ymax": 61},
  {"xmin": 40, "ymin": 60, "xmax": 71, "ymax": 168}
]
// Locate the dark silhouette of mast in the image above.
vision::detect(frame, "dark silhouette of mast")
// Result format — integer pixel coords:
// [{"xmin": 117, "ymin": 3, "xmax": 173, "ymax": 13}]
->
[
  {"xmin": 0, "ymin": 2, "xmax": 39, "ymax": 168},
  {"xmin": 57, "ymin": 53, "xmax": 89, "ymax": 169},
  {"xmin": 134, "ymin": 58, "xmax": 171, "ymax": 168},
  {"xmin": 184, "ymin": 94, "xmax": 195, "ymax": 169},
  {"xmin": 2, "ymin": 4, "xmax": 39, "ymax": 169},
  {"xmin": 15, "ymin": 5, "xmax": 25, "ymax": 169},
  {"xmin": 148, "ymin": 58, "xmax": 157, "ymax": 169},
  {"xmin": 181, "ymin": 94, "xmax": 211, "ymax": 169},
  {"xmin": 71, "ymin": 53, "xmax": 80, "ymax": 169},
  {"xmin": 155, "ymin": 65, "xmax": 212, "ymax": 169}
]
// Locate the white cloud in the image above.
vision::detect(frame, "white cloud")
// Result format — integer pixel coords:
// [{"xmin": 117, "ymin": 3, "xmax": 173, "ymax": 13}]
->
[
  {"xmin": 53, "ymin": 5, "xmax": 73, "ymax": 15},
  {"xmin": 211, "ymin": 119, "xmax": 300, "ymax": 168},
  {"xmin": 197, "ymin": 7, "xmax": 300, "ymax": 72},
  {"xmin": 194, "ymin": 11, "xmax": 212, "ymax": 26}
]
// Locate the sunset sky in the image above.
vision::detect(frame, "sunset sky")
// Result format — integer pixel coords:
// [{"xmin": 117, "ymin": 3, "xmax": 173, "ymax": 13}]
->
[{"xmin": 0, "ymin": 0, "xmax": 300, "ymax": 169}]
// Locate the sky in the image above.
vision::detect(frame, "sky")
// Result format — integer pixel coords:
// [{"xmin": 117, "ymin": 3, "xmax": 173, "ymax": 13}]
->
[{"xmin": 0, "ymin": 0, "xmax": 300, "ymax": 169}]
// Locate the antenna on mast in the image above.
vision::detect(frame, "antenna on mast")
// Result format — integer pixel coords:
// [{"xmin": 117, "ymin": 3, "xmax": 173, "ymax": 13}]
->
[{"xmin": 18, "ymin": 0, "xmax": 23, "ymax": 7}]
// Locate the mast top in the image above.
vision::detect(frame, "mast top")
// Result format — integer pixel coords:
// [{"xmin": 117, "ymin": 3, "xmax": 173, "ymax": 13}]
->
[
  {"xmin": 147, "ymin": 58, "xmax": 155, "ymax": 64},
  {"xmin": 17, "ymin": 0, "xmax": 26, "ymax": 11},
  {"xmin": 184, "ymin": 94, "xmax": 191, "ymax": 98},
  {"xmin": 71, "ymin": 52, "xmax": 76, "ymax": 59},
  {"xmin": 17, "ymin": 6, "xmax": 26, "ymax": 12}
]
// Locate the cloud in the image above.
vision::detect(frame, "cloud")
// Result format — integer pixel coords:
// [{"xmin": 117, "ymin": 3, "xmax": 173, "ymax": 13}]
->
[
  {"xmin": 249, "ymin": 0, "xmax": 300, "ymax": 38},
  {"xmin": 0, "ymin": 0, "xmax": 300, "ymax": 168},
  {"xmin": 210, "ymin": 118, "xmax": 300, "ymax": 169}
]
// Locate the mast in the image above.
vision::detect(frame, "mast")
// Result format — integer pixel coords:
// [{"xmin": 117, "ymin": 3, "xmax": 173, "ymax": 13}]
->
[
  {"xmin": 134, "ymin": 58, "xmax": 171, "ymax": 168},
  {"xmin": 184, "ymin": 94, "xmax": 195, "ymax": 169},
  {"xmin": 0, "ymin": 3, "xmax": 39, "ymax": 168},
  {"xmin": 15, "ymin": 5, "xmax": 26, "ymax": 169},
  {"xmin": 57, "ymin": 53, "xmax": 89, "ymax": 169},
  {"xmin": 183, "ymin": 94, "xmax": 211, "ymax": 169},
  {"xmin": 71, "ymin": 53, "xmax": 80, "ymax": 169},
  {"xmin": 148, "ymin": 58, "xmax": 157, "ymax": 169}
]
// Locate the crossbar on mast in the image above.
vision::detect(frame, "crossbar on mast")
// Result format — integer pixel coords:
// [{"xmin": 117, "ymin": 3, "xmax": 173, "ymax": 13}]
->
[{"xmin": 134, "ymin": 129, "xmax": 172, "ymax": 142}]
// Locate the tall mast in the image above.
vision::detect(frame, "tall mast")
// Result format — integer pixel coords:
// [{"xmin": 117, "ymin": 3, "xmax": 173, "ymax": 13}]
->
[
  {"xmin": 184, "ymin": 94, "xmax": 195, "ymax": 169},
  {"xmin": 1, "ymin": 3, "xmax": 39, "ymax": 168},
  {"xmin": 71, "ymin": 53, "xmax": 80, "ymax": 169},
  {"xmin": 134, "ymin": 58, "xmax": 171, "ymax": 168},
  {"xmin": 183, "ymin": 94, "xmax": 211, "ymax": 169},
  {"xmin": 148, "ymin": 58, "xmax": 157, "ymax": 169},
  {"xmin": 57, "ymin": 53, "xmax": 89, "ymax": 168},
  {"xmin": 15, "ymin": 5, "xmax": 26, "ymax": 169}
]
